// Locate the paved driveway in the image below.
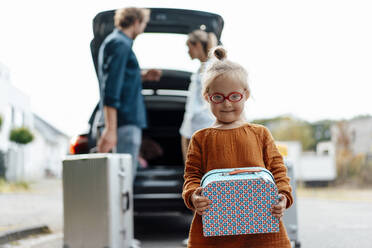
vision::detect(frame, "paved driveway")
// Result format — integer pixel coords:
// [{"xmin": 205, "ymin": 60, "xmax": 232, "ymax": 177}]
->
[
  {"xmin": 296, "ymin": 188, "xmax": 372, "ymax": 248},
  {"xmin": 0, "ymin": 179, "xmax": 63, "ymax": 236},
  {"xmin": 1, "ymin": 180, "xmax": 372, "ymax": 248}
]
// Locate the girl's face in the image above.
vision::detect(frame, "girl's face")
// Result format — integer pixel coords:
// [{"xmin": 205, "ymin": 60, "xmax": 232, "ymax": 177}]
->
[
  {"xmin": 187, "ymin": 41, "xmax": 204, "ymax": 61},
  {"xmin": 205, "ymin": 75, "xmax": 249, "ymax": 125}
]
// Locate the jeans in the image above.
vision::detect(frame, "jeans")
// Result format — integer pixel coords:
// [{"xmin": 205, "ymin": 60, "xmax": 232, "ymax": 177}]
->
[{"xmin": 116, "ymin": 125, "xmax": 142, "ymax": 179}]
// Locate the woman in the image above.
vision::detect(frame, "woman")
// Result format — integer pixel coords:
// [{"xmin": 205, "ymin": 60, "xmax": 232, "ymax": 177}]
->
[{"xmin": 180, "ymin": 29, "xmax": 218, "ymax": 162}]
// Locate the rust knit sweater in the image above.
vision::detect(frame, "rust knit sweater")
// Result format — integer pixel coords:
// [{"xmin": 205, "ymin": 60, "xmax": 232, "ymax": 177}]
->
[{"xmin": 182, "ymin": 123, "xmax": 293, "ymax": 248}]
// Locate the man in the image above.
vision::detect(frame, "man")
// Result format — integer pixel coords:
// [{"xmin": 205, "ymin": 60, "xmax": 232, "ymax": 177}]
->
[{"xmin": 97, "ymin": 7, "xmax": 161, "ymax": 179}]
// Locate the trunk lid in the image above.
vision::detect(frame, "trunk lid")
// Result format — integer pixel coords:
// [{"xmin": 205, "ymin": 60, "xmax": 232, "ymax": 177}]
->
[{"xmin": 90, "ymin": 8, "xmax": 224, "ymax": 79}]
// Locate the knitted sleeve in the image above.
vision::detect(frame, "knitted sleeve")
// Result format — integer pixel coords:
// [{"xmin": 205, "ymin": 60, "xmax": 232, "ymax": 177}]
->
[
  {"xmin": 182, "ymin": 134, "xmax": 204, "ymax": 211},
  {"xmin": 262, "ymin": 127, "xmax": 293, "ymax": 208}
]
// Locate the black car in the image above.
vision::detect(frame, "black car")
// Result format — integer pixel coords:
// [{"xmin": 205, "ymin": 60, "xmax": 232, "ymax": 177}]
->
[{"xmin": 70, "ymin": 8, "xmax": 224, "ymax": 214}]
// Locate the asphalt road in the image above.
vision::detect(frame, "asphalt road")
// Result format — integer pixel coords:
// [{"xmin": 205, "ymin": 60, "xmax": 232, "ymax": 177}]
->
[
  {"xmin": 1, "ymin": 180, "xmax": 372, "ymax": 248},
  {"xmin": 136, "ymin": 197, "xmax": 372, "ymax": 248},
  {"xmin": 28, "ymin": 197, "xmax": 372, "ymax": 248},
  {"xmin": 298, "ymin": 198, "xmax": 372, "ymax": 248},
  {"xmin": 135, "ymin": 213, "xmax": 192, "ymax": 248}
]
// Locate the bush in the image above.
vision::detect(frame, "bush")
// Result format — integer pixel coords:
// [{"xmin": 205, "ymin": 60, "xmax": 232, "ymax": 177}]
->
[
  {"xmin": 336, "ymin": 151, "xmax": 372, "ymax": 186},
  {"xmin": 9, "ymin": 127, "xmax": 34, "ymax": 145},
  {"xmin": 0, "ymin": 115, "xmax": 3, "ymax": 129},
  {"xmin": 361, "ymin": 161, "xmax": 372, "ymax": 184}
]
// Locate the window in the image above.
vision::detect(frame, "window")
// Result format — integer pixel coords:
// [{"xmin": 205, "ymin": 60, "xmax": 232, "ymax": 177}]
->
[
  {"xmin": 133, "ymin": 33, "xmax": 199, "ymax": 72},
  {"xmin": 16, "ymin": 110, "xmax": 23, "ymax": 127},
  {"xmin": 6, "ymin": 105, "xmax": 13, "ymax": 126},
  {"xmin": 9, "ymin": 107, "xmax": 24, "ymax": 127}
]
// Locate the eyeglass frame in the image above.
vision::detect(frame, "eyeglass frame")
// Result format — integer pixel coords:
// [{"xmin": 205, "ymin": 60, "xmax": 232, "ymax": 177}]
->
[{"xmin": 208, "ymin": 91, "xmax": 244, "ymax": 104}]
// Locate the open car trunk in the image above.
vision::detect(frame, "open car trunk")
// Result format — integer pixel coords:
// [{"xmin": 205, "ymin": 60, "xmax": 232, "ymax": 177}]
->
[
  {"xmin": 129, "ymin": 70, "xmax": 191, "ymax": 212},
  {"xmin": 88, "ymin": 70, "xmax": 191, "ymax": 165},
  {"xmin": 140, "ymin": 69, "xmax": 191, "ymax": 167},
  {"xmin": 142, "ymin": 94, "xmax": 186, "ymax": 167},
  {"xmin": 134, "ymin": 94, "xmax": 188, "ymax": 212}
]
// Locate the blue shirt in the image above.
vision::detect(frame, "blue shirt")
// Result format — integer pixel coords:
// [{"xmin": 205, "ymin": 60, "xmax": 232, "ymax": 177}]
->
[{"xmin": 98, "ymin": 29, "xmax": 147, "ymax": 128}]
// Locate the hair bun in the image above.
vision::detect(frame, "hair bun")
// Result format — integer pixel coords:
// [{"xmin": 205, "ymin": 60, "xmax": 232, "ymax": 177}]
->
[{"xmin": 212, "ymin": 46, "xmax": 227, "ymax": 60}]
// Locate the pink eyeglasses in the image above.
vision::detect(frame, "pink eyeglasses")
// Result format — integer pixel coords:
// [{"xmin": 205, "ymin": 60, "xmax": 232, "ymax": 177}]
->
[{"xmin": 209, "ymin": 92, "xmax": 244, "ymax": 104}]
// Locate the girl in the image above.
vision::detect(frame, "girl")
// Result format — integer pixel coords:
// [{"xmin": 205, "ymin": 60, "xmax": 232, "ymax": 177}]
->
[
  {"xmin": 180, "ymin": 30, "xmax": 217, "ymax": 162},
  {"xmin": 182, "ymin": 47, "xmax": 293, "ymax": 248}
]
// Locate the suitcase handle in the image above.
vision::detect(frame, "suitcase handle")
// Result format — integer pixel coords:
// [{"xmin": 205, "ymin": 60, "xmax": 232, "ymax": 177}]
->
[
  {"xmin": 229, "ymin": 169, "xmax": 262, "ymax": 175},
  {"xmin": 122, "ymin": 191, "xmax": 130, "ymax": 212}
]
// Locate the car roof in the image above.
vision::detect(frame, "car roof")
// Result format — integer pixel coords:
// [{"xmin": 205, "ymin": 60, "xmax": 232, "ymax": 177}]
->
[{"xmin": 90, "ymin": 8, "xmax": 224, "ymax": 76}]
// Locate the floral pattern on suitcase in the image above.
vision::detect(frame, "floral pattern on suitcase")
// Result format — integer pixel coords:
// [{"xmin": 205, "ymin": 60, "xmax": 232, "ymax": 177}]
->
[{"xmin": 202, "ymin": 178, "xmax": 280, "ymax": 237}]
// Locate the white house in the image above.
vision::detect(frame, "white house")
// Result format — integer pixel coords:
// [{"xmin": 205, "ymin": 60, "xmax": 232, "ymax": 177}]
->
[
  {"xmin": 331, "ymin": 117, "xmax": 372, "ymax": 155},
  {"xmin": 31, "ymin": 114, "xmax": 70, "ymax": 179},
  {"xmin": 0, "ymin": 62, "xmax": 33, "ymax": 181},
  {"xmin": 0, "ymin": 62, "xmax": 33, "ymax": 151},
  {"xmin": 0, "ymin": 62, "xmax": 69, "ymax": 181}
]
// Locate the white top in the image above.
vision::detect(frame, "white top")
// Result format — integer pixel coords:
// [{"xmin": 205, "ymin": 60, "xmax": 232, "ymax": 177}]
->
[{"xmin": 179, "ymin": 63, "xmax": 215, "ymax": 138}]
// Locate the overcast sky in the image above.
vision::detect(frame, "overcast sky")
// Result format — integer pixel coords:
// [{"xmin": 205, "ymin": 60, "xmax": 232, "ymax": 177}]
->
[{"xmin": 1, "ymin": 0, "xmax": 372, "ymax": 136}]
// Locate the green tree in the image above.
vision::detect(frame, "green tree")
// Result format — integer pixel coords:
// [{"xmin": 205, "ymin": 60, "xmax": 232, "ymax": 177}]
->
[
  {"xmin": 0, "ymin": 115, "xmax": 3, "ymax": 130},
  {"xmin": 253, "ymin": 115, "xmax": 316, "ymax": 151},
  {"xmin": 351, "ymin": 114, "xmax": 372, "ymax": 120},
  {"xmin": 272, "ymin": 120, "xmax": 315, "ymax": 151},
  {"xmin": 309, "ymin": 120, "xmax": 333, "ymax": 150},
  {"xmin": 252, "ymin": 116, "xmax": 292, "ymax": 127}
]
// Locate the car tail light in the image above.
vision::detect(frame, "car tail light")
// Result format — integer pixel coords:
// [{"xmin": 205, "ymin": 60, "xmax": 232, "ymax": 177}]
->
[{"xmin": 70, "ymin": 135, "xmax": 89, "ymax": 154}]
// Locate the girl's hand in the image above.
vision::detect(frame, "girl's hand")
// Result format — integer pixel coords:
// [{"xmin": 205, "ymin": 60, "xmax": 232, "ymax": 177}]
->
[
  {"xmin": 191, "ymin": 187, "xmax": 212, "ymax": 215},
  {"xmin": 271, "ymin": 193, "xmax": 287, "ymax": 221}
]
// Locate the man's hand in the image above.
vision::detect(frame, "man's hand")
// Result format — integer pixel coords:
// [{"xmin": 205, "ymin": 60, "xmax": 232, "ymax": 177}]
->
[
  {"xmin": 97, "ymin": 127, "xmax": 117, "ymax": 153},
  {"xmin": 271, "ymin": 193, "xmax": 287, "ymax": 221},
  {"xmin": 191, "ymin": 187, "xmax": 212, "ymax": 216},
  {"xmin": 97, "ymin": 106, "xmax": 117, "ymax": 153},
  {"xmin": 142, "ymin": 69, "xmax": 162, "ymax": 81}
]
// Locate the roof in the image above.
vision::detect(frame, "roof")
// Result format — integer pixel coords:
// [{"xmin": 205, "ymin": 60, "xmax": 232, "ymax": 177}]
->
[{"xmin": 33, "ymin": 114, "xmax": 69, "ymax": 143}]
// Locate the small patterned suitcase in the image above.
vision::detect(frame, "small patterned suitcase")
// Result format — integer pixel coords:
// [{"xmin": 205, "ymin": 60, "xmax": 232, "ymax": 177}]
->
[{"xmin": 201, "ymin": 167, "xmax": 280, "ymax": 237}]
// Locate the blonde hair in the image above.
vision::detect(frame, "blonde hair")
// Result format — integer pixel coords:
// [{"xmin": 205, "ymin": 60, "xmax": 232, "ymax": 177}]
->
[
  {"xmin": 114, "ymin": 7, "xmax": 150, "ymax": 29},
  {"xmin": 202, "ymin": 46, "xmax": 250, "ymax": 96},
  {"xmin": 187, "ymin": 30, "xmax": 218, "ymax": 56}
]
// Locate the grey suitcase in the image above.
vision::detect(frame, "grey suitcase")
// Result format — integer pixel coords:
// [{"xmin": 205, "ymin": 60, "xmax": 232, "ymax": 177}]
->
[
  {"xmin": 283, "ymin": 160, "xmax": 301, "ymax": 248},
  {"xmin": 63, "ymin": 154, "xmax": 133, "ymax": 248}
]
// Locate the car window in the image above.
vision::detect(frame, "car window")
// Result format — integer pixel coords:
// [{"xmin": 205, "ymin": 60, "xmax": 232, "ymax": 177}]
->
[{"xmin": 133, "ymin": 33, "xmax": 200, "ymax": 72}]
